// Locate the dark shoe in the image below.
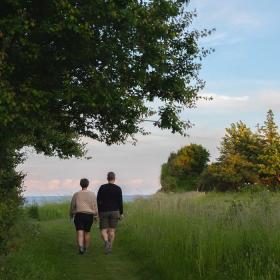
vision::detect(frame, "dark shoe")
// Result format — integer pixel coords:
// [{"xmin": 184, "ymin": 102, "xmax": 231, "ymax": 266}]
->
[
  {"xmin": 104, "ymin": 241, "xmax": 110, "ymax": 254},
  {"xmin": 108, "ymin": 241, "xmax": 112, "ymax": 253},
  {"xmin": 79, "ymin": 246, "xmax": 84, "ymax": 255}
]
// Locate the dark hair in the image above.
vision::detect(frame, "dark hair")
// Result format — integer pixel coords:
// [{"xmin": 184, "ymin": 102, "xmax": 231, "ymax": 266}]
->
[
  {"xmin": 80, "ymin": 178, "xmax": 89, "ymax": 189},
  {"xmin": 107, "ymin": 172, "xmax": 115, "ymax": 181}
]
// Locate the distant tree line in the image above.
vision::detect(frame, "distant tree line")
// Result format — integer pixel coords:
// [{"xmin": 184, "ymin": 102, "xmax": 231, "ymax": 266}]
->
[{"xmin": 161, "ymin": 110, "xmax": 280, "ymax": 192}]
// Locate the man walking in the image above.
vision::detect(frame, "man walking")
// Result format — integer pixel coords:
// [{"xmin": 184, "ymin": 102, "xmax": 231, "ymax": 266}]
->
[
  {"xmin": 69, "ymin": 178, "xmax": 98, "ymax": 254},
  {"xmin": 97, "ymin": 172, "xmax": 123, "ymax": 254}
]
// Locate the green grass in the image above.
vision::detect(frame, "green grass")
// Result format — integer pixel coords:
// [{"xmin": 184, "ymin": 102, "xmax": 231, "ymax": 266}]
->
[
  {"xmin": 1, "ymin": 215, "xmax": 143, "ymax": 280},
  {"xmin": 25, "ymin": 202, "xmax": 69, "ymax": 221},
  {"xmin": 3, "ymin": 192, "xmax": 280, "ymax": 279},
  {"xmin": 119, "ymin": 192, "xmax": 280, "ymax": 280}
]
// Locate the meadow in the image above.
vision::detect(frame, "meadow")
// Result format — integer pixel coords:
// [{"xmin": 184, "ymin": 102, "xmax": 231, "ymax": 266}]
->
[
  {"xmin": 2, "ymin": 191, "xmax": 280, "ymax": 279},
  {"xmin": 119, "ymin": 192, "xmax": 280, "ymax": 279}
]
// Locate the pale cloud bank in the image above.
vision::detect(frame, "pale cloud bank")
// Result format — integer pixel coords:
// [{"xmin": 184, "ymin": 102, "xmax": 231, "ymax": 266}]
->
[
  {"xmin": 197, "ymin": 91, "xmax": 280, "ymax": 112},
  {"xmin": 24, "ymin": 177, "xmax": 150, "ymax": 196},
  {"xmin": 24, "ymin": 178, "xmax": 82, "ymax": 196},
  {"xmin": 197, "ymin": 93, "xmax": 249, "ymax": 110}
]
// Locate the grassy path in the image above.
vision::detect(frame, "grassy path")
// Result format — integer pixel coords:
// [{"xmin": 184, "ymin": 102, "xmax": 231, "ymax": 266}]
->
[
  {"xmin": 41, "ymin": 219, "xmax": 142, "ymax": 280},
  {"xmin": 6, "ymin": 219, "xmax": 143, "ymax": 280}
]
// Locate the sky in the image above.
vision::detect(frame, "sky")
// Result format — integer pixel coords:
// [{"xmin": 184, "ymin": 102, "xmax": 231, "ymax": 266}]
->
[{"xmin": 21, "ymin": 0, "xmax": 280, "ymax": 196}]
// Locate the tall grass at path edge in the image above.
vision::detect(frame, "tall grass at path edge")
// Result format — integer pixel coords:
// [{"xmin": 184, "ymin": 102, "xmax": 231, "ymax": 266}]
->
[{"xmin": 118, "ymin": 192, "xmax": 280, "ymax": 280}]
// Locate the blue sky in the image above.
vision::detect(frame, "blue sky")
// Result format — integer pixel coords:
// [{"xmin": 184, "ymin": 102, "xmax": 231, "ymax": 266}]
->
[
  {"xmin": 192, "ymin": 0, "xmax": 280, "ymax": 92},
  {"xmin": 21, "ymin": 0, "xmax": 280, "ymax": 196}
]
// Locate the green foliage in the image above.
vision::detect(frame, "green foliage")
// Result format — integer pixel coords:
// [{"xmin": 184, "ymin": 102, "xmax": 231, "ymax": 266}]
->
[
  {"xmin": 0, "ymin": 0, "xmax": 212, "ymax": 152},
  {"xmin": 0, "ymin": 144, "xmax": 23, "ymax": 254},
  {"xmin": 257, "ymin": 110, "xmax": 280, "ymax": 186},
  {"xmin": 199, "ymin": 110, "xmax": 280, "ymax": 192},
  {"xmin": 198, "ymin": 156, "xmax": 259, "ymax": 192},
  {"xmin": 168, "ymin": 143, "xmax": 210, "ymax": 176},
  {"xmin": 161, "ymin": 144, "xmax": 209, "ymax": 192},
  {"xmin": 160, "ymin": 163, "xmax": 177, "ymax": 192},
  {"xmin": 26, "ymin": 204, "xmax": 39, "ymax": 220},
  {"xmin": 219, "ymin": 121, "xmax": 261, "ymax": 163},
  {"xmin": 240, "ymin": 183, "xmax": 268, "ymax": 193}
]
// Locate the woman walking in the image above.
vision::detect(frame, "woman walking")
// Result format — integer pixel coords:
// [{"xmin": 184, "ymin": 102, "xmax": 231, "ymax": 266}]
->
[{"xmin": 69, "ymin": 178, "xmax": 98, "ymax": 254}]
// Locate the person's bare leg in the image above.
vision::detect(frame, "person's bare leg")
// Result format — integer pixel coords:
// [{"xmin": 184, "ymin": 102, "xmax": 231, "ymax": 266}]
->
[
  {"xmin": 77, "ymin": 230, "xmax": 85, "ymax": 246},
  {"xmin": 101, "ymin": 229, "xmax": 112, "ymax": 253},
  {"xmin": 108, "ymin": 228, "xmax": 116, "ymax": 248},
  {"xmin": 77, "ymin": 230, "xmax": 85, "ymax": 253},
  {"xmin": 101, "ymin": 229, "xmax": 109, "ymax": 242},
  {"xmin": 84, "ymin": 232, "xmax": 91, "ymax": 250}
]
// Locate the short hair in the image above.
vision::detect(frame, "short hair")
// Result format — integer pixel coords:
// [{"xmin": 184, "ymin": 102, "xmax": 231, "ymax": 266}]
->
[
  {"xmin": 80, "ymin": 178, "xmax": 89, "ymax": 188},
  {"xmin": 107, "ymin": 172, "xmax": 115, "ymax": 181}
]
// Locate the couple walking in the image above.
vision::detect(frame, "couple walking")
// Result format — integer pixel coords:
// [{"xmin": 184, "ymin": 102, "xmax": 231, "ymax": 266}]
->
[{"xmin": 69, "ymin": 171, "xmax": 123, "ymax": 254}]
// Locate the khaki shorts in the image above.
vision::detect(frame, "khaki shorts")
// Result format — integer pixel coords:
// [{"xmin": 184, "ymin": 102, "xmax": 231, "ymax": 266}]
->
[{"xmin": 99, "ymin": 211, "xmax": 120, "ymax": 229}]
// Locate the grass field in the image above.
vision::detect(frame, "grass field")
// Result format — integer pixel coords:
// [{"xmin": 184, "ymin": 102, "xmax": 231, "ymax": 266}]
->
[
  {"xmin": 119, "ymin": 192, "xmax": 280, "ymax": 280},
  {"xmin": 2, "ymin": 192, "xmax": 280, "ymax": 279}
]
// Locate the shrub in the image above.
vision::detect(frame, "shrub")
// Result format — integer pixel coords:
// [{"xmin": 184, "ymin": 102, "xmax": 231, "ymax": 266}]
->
[
  {"xmin": 161, "ymin": 144, "xmax": 210, "ymax": 192},
  {"xmin": 27, "ymin": 204, "xmax": 39, "ymax": 220},
  {"xmin": 197, "ymin": 163, "xmax": 239, "ymax": 192},
  {"xmin": 0, "ymin": 163, "xmax": 23, "ymax": 254},
  {"xmin": 160, "ymin": 164, "xmax": 177, "ymax": 192},
  {"xmin": 168, "ymin": 144, "xmax": 210, "ymax": 177},
  {"xmin": 198, "ymin": 155, "xmax": 260, "ymax": 192}
]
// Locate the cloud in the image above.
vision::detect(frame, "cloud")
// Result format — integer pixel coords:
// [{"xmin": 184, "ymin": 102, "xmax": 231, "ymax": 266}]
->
[
  {"xmin": 196, "ymin": 91, "xmax": 280, "ymax": 113},
  {"xmin": 23, "ymin": 179, "xmax": 79, "ymax": 196},
  {"xmin": 23, "ymin": 177, "xmax": 153, "ymax": 196},
  {"xmin": 197, "ymin": 93, "xmax": 250, "ymax": 110}
]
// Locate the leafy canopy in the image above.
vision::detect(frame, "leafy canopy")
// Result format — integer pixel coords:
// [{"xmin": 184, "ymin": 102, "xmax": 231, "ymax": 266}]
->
[
  {"xmin": 199, "ymin": 109, "xmax": 280, "ymax": 192},
  {"xmin": 160, "ymin": 143, "xmax": 209, "ymax": 192},
  {"xmin": 0, "ymin": 0, "xmax": 212, "ymax": 157},
  {"xmin": 168, "ymin": 143, "xmax": 210, "ymax": 176}
]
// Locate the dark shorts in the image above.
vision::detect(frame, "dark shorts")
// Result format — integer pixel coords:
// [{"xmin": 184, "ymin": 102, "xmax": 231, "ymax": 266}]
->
[
  {"xmin": 74, "ymin": 213, "xmax": 94, "ymax": 232},
  {"xmin": 99, "ymin": 211, "xmax": 120, "ymax": 230}
]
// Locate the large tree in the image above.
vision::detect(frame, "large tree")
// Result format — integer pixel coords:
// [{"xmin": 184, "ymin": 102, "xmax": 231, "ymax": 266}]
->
[
  {"xmin": 0, "ymin": 0, "xmax": 211, "ymax": 154},
  {"xmin": 0, "ymin": 0, "xmax": 211, "ymax": 251},
  {"xmin": 199, "ymin": 110, "xmax": 280, "ymax": 192}
]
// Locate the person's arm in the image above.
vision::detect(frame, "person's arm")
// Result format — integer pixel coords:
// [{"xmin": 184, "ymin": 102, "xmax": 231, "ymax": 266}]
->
[
  {"xmin": 96, "ymin": 187, "xmax": 102, "ymax": 213},
  {"xmin": 69, "ymin": 193, "xmax": 76, "ymax": 218},
  {"xmin": 92, "ymin": 193, "xmax": 98, "ymax": 217},
  {"xmin": 119, "ymin": 188, "xmax": 123, "ymax": 215}
]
